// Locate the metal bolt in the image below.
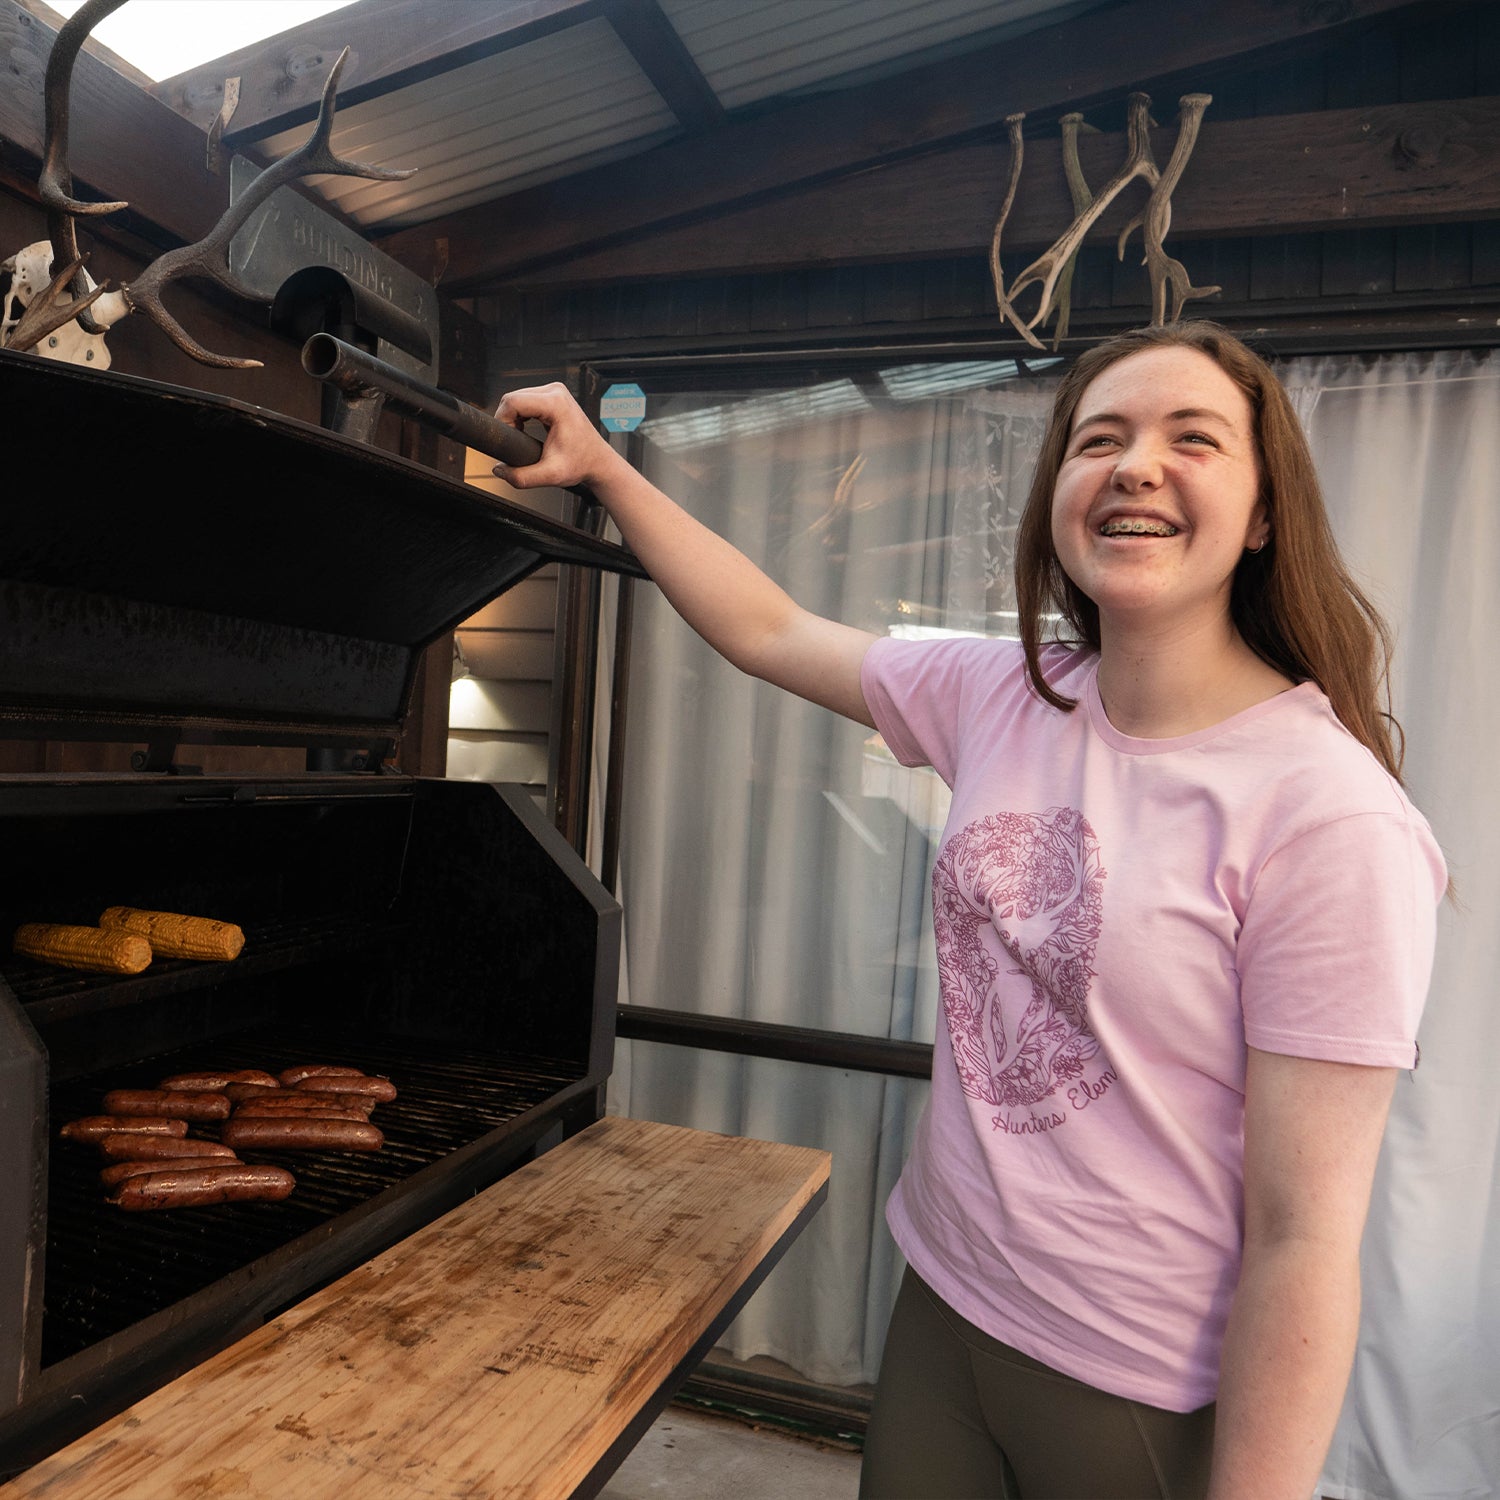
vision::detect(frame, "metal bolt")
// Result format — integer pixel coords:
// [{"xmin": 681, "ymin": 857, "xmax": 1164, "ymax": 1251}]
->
[
  {"xmin": 85, "ymin": 348, "xmax": 95, "ymax": 360},
  {"xmin": 48, "ymin": 336, "xmax": 57, "ymax": 347}
]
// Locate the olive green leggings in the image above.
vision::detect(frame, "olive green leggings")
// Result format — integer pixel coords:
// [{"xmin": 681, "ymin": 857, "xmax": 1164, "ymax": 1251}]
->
[{"xmin": 859, "ymin": 1268, "xmax": 1216, "ymax": 1500}]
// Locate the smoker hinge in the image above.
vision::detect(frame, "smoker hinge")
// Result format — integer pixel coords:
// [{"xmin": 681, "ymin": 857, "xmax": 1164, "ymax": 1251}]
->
[
  {"xmin": 305, "ymin": 746, "xmax": 390, "ymax": 773},
  {"xmin": 130, "ymin": 740, "xmax": 201, "ymax": 775}
]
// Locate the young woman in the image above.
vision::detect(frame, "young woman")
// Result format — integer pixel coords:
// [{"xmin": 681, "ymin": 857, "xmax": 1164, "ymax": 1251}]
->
[{"xmin": 494, "ymin": 322, "xmax": 1446, "ymax": 1500}]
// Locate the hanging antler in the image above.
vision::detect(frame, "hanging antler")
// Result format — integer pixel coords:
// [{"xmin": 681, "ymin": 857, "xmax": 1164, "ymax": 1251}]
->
[
  {"xmin": 20, "ymin": 2, "xmax": 417, "ymax": 369},
  {"xmin": 991, "ymin": 93, "xmax": 1217, "ymax": 347},
  {"xmin": 1046, "ymin": 111, "xmax": 1098, "ymax": 346},
  {"xmin": 988, "ymin": 114, "xmax": 1030, "ymax": 348},
  {"xmin": 38, "ymin": 0, "xmax": 130, "ymax": 337},
  {"xmin": 993, "ymin": 94, "xmax": 1158, "ymax": 350},
  {"xmin": 1115, "ymin": 94, "xmax": 1220, "ymax": 325}
]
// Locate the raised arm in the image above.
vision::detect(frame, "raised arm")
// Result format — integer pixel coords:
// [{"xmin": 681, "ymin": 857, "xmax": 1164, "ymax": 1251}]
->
[{"xmin": 494, "ymin": 383, "xmax": 877, "ymax": 727}]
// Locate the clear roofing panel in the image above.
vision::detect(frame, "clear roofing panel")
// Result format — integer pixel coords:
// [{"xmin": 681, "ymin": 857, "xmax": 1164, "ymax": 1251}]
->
[{"xmin": 47, "ymin": 0, "xmax": 357, "ymax": 82}]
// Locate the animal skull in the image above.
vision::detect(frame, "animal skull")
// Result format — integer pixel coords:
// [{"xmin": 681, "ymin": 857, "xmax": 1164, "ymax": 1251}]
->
[{"xmin": 1, "ymin": 240, "xmax": 122, "ymax": 367}]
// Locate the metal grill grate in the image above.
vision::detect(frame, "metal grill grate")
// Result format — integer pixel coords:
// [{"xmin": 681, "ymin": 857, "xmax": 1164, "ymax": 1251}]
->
[
  {"xmin": 44, "ymin": 1027, "xmax": 581, "ymax": 1365},
  {"xmin": 4, "ymin": 916, "xmax": 394, "ymax": 1024}
]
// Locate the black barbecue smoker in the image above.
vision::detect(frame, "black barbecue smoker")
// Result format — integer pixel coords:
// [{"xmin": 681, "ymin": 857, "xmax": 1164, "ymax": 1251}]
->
[{"xmin": 0, "ymin": 344, "xmax": 643, "ymax": 1473}]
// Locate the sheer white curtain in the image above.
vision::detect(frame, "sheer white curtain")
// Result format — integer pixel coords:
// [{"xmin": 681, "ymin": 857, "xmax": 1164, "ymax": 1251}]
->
[
  {"xmin": 602, "ymin": 350, "xmax": 1497, "ymax": 1494},
  {"xmin": 1282, "ymin": 349, "xmax": 1500, "ymax": 1500},
  {"xmin": 605, "ymin": 382, "xmax": 1052, "ymax": 1382}
]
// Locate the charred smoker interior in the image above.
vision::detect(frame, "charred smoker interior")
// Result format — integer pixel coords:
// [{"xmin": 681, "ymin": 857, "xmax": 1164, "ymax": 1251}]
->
[{"xmin": 0, "ymin": 774, "xmax": 619, "ymax": 1473}]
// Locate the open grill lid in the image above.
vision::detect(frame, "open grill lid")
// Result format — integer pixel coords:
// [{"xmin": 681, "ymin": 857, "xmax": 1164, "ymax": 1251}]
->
[{"xmin": 0, "ymin": 348, "xmax": 642, "ymax": 755}]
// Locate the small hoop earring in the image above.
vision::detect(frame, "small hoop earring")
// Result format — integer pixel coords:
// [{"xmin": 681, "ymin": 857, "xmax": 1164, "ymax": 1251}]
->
[{"xmin": 1247, "ymin": 539, "xmax": 1266, "ymax": 555}]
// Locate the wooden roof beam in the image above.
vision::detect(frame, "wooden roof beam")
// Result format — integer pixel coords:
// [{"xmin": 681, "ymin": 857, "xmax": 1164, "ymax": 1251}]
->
[
  {"xmin": 504, "ymin": 96, "xmax": 1500, "ymax": 287},
  {"xmin": 600, "ymin": 0, "xmax": 725, "ymax": 132},
  {"xmin": 375, "ymin": 0, "xmax": 1431, "ymax": 292},
  {"xmin": 0, "ymin": 0, "xmax": 228, "ymax": 243}
]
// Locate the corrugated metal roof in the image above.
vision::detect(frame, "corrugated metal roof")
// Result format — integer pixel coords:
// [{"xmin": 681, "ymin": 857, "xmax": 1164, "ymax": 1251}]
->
[{"xmin": 250, "ymin": 0, "xmax": 1097, "ymax": 236}]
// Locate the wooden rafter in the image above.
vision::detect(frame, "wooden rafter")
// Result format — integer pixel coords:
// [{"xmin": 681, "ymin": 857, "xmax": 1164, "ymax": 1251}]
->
[{"xmin": 601, "ymin": 0, "xmax": 723, "ymax": 133}]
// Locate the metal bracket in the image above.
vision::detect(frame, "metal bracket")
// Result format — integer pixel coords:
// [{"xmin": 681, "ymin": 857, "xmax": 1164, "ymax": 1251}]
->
[
  {"xmin": 130, "ymin": 739, "xmax": 202, "ymax": 775},
  {"xmin": 206, "ymin": 77, "xmax": 241, "ymax": 176}
]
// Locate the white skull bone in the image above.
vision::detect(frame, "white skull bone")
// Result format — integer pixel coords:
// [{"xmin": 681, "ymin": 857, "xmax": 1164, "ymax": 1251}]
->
[{"xmin": 1, "ymin": 240, "xmax": 125, "ymax": 368}]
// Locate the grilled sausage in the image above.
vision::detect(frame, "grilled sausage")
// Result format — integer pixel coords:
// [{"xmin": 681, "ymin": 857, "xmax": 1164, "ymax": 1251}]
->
[
  {"xmin": 232, "ymin": 1094, "xmax": 373, "ymax": 1117},
  {"xmin": 100, "ymin": 1155, "xmax": 241, "ymax": 1188},
  {"xmin": 61, "ymin": 1116, "xmax": 188, "ymax": 1143},
  {"xmin": 102, "ymin": 1089, "xmax": 230, "ymax": 1121},
  {"xmin": 222, "ymin": 1118, "xmax": 383, "ymax": 1152},
  {"xmin": 222, "ymin": 1081, "xmax": 282, "ymax": 1101},
  {"xmin": 232, "ymin": 1100, "xmax": 370, "ymax": 1123},
  {"xmin": 98, "ymin": 1133, "xmax": 237, "ymax": 1162},
  {"xmin": 294, "ymin": 1074, "xmax": 396, "ymax": 1102},
  {"xmin": 108, "ymin": 1165, "xmax": 295, "ymax": 1210},
  {"xmin": 277, "ymin": 1064, "xmax": 365, "ymax": 1086},
  {"xmin": 160, "ymin": 1070, "xmax": 279, "ymax": 1091},
  {"xmin": 314, "ymin": 1093, "xmax": 376, "ymax": 1114}
]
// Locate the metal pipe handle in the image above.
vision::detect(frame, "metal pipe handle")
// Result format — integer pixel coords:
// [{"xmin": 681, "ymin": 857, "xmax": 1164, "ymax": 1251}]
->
[{"xmin": 301, "ymin": 333, "xmax": 544, "ymax": 469}]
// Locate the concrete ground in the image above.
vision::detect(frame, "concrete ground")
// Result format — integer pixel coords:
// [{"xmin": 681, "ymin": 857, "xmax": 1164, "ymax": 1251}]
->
[{"xmin": 598, "ymin": 1405, "xmax": 862, "ymax": 1500}]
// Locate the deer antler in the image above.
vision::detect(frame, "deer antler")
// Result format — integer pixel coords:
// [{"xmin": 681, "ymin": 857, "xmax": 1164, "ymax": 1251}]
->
[
  {"xmin": 119, "ymin": 47, "xmax": 416, "ymax": 368},
  {"xmin": 1046, "ymin": 111, "xmax": 1098, "ymax": 347},
  {"xmin": 988, "ymin": 114, "xmax": 1033, "ymax": 347},
  {"xmin": 995, "ymin": 94, "xmax": 1159, "ymax": 349},
  {"xmin": 39, "ymin": 0, "xmax": 130, "ymax": 335},
  {"xmin": 1115, "ymin": 94, "xmax": 1220, "ymax": 324},
  {"xmin": 31, "ymin": 3, "xmax": 417, "ymax": 370}
]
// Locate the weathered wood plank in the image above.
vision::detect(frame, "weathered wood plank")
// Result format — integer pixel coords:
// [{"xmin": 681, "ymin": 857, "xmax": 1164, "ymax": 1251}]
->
[
  {"xmin": 1250, "ymin": 231, "xmax": 1324, "ymax": 303},
  {"xmin": 0, "ymin": 0, "xmax": 224, "ymax": 242},
  {"xmin": 375, "ymin": 0, "xmax": 1431, "ymax": 289},
  {"xmin": 1320, "ymin": 226, "xmax": 1397, "ymax": 297},
  {"xmin": 154, "ymin": 0, "xmax": 615, "ymax": 141},
  {"xmin": 4, "ymin": 1117, "xmax": 830, "ymax": 1500},
  {"xmin": 503, "ymin": 96, "xmax": 1500, "ymax": 289}
]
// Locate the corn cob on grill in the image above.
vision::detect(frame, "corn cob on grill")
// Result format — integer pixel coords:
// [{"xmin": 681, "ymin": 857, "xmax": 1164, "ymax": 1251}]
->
[
  {"xmin": 99, "ymin": 906, "xmax": 245, "ymax": 961},
  {"xmin": 13, "ymin": 922, "xmax": 152, "ymax": 974}
]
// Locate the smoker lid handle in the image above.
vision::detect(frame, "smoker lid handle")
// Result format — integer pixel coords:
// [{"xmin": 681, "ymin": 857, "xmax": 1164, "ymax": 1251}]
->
[{"xmin": 302, "ymin": 333, "xmax": 543, "ymax": 469}]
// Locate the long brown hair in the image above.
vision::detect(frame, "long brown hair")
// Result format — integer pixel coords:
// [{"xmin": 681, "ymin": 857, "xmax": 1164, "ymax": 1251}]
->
[{"xmin": 1015, "ymin": 321, "xmax": 1404, "ymax": 780}]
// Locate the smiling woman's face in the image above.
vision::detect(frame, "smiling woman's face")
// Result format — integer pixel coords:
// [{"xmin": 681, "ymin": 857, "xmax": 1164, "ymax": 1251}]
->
[{"xmin": 1050, "ymin": 345, "xmax": 1268, "ymax": 637}]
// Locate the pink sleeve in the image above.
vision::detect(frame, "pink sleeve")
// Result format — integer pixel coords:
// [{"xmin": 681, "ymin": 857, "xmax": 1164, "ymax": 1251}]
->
[
  {"xmin": 1238, "ymin": 811, "xmax": 1445, "ymax": 1068},
  {"xmin": 861, "ymin": 636, "xmax": 1009, "ymax": 784}
]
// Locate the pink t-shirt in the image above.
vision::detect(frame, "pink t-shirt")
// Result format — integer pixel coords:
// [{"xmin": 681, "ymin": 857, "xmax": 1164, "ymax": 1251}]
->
[{"xmin": 861, "ymin": 636, "xmax": 1446, "ymax": 1412}]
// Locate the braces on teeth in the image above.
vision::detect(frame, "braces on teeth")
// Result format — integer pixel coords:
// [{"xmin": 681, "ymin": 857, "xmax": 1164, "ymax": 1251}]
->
[{"xmin": 1100, "ymin": 520, "xmax": 1179, "ymax": 536}]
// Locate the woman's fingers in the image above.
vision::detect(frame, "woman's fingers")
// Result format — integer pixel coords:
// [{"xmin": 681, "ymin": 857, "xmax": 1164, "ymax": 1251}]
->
[{"xmin": 492, "ymin": 383, "xmax": 603, "ymax": 490}]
